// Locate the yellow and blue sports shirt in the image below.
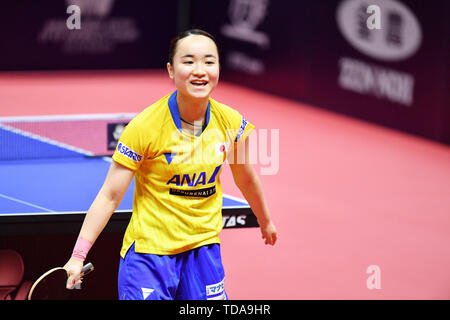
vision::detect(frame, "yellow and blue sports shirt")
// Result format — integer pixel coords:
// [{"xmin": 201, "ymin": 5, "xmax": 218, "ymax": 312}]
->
[{"xmin": 112, "ymin": 91, "xmax": 255, "ymax": 257}]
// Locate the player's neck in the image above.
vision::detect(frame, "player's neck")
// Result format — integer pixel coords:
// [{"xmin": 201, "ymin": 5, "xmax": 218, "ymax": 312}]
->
[{"xmin": 176, "ymin": 92, "xmax": 208, "ymax": 124}]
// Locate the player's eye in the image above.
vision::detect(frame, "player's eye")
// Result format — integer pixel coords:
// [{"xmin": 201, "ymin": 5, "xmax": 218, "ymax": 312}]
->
[{"xmin": 183, "ymin": 61, "xmax": 194, "ymax": 65}]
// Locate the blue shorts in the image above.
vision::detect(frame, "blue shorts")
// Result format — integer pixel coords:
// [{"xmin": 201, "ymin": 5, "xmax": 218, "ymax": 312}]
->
[{"xmin": 118, "ymin": 243, "xmax": 227, "ymax": 300}]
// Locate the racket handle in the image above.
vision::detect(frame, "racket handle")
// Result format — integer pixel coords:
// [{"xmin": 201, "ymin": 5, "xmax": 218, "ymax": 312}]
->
[{"xmin": 80, "ymin": 262, "xmax": 94, "ymax": 277}]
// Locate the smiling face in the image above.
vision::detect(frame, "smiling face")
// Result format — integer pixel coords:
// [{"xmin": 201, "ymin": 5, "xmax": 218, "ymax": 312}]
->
[{"xmin": 167, "ymin": 34, "xmax": 220, "ymax": 101}]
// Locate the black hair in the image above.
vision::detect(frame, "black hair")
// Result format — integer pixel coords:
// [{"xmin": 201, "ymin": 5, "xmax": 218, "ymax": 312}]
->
[{"xmin": 168, "ymin": 29, "xmax": 220, "ymax": 65}]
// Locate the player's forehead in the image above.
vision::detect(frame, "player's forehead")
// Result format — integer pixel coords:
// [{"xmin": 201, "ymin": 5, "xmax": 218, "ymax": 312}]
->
[{"xmin": 174, "ymin": 35, "xmax": 218, "ymax": 60}]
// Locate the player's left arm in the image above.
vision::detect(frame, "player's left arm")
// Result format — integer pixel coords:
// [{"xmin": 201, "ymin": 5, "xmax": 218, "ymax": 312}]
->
[{"xmin": 228, "ymin": 137, "xmax": 278, "ymax": 246}]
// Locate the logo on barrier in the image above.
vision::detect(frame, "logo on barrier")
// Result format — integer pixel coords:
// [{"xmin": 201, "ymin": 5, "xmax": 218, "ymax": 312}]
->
[
  {"xmin": 221, "ymin": 0, "xmax": 270, "ymax": 75},
  {"xmin": 223, "ymin": 215, "xmax": 247, "ymax": 228},
  {"xmin": 107, "ymin": 122, "xmax": 128, "ymax": 150},
  {"xmin": 336, "ymin": 0, "xmax": 422, "ymax": 61},
  {"xmin": 221, "ymin": 0, "xmax": 270, "ymax": 49}
]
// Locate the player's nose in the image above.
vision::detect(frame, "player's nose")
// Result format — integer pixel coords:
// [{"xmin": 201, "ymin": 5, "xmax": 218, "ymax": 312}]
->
[{"xmin": 192, "ymin": 62, "xmax": 206, "ymax": 76}]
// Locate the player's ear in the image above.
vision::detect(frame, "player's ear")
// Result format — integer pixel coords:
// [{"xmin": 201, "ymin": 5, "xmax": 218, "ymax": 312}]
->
[{"xmin": 167, "ymin": 62, "xmax": 174, "ymax": 79}]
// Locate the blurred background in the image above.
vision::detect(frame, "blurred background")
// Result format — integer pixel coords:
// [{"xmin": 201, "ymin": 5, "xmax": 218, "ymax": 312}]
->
[
  {"xmin": 0, "ymin": 0, "xmax": 449, "ymax": 300},
  {"xmin": 0, "ymin": 0, "xmax": 448, "ymax": 143}
]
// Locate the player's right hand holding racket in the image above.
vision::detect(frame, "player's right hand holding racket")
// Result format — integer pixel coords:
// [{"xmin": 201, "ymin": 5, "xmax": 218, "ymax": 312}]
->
[{"xmin": 63, "ymin": 257, "xmax": 84, "ymax": 289}]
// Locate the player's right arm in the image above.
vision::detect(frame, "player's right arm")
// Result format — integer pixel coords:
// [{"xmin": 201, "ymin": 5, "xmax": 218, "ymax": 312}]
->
[{"xmin": 64, "ymin": 160, "xmax": 134, "ymax": 288}]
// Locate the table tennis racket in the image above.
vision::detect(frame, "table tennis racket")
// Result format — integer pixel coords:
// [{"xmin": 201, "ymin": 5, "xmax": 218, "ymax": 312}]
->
[{"xmin": 27, "ymin": 262, "xmax": 94, "ymax": 300}]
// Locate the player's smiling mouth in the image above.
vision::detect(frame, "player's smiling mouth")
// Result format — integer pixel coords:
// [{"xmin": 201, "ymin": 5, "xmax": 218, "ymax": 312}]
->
[{"xmin": 190, "ymin": 80, "xmax": 208, "ymax": 86}]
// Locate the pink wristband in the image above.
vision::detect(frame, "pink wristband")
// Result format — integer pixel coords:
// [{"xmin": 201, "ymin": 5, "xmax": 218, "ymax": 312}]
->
[{"xmin": 71, "ymin": 237, "xmax": 92, "ymax": 262}]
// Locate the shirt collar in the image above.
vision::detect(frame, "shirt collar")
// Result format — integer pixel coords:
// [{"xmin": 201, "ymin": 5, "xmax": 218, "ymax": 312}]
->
[{"xmin": 168, "ymin": 90, "xmax": 210, "ymax": 135}]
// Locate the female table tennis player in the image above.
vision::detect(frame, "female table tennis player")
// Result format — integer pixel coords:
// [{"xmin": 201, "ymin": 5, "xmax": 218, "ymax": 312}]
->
[{"xmin": 63, "ymin": 29, "xmax": 278, "ymax": 300}]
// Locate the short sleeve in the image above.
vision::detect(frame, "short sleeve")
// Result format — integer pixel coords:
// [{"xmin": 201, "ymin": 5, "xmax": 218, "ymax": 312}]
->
[{"xmin": 112, "ymin": 119, "xmax": 146, "ymax": 171}]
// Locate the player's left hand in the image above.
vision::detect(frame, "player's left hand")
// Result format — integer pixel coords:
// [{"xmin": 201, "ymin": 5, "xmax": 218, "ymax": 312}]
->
[{"xmin": 260, "ymin": 220, "xmax": 278, "ymax": 246}]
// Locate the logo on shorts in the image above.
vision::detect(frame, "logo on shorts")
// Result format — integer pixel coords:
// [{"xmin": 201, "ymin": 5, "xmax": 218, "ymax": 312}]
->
[
  {"xmin": 206, "ymin": 278, "xmax": 225, "ymax": 297},
  {"xmin": 141, "ymin": 288, "xmax": 154, "ymax": 299},
  {"xmin": 117, "ymin": 142, "xmax": 143, "ymax": 162}
]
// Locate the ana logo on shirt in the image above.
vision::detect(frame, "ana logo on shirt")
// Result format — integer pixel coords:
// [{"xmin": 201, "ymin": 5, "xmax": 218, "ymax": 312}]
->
[{"xmin": 166, "ymin": 165, "xmax": 222, "ymax": 187}]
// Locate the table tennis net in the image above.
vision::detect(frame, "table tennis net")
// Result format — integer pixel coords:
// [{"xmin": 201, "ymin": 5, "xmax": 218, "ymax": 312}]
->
[{"xmin": 0, "ymin": 114, "xmax": 136, "ymax": 161}]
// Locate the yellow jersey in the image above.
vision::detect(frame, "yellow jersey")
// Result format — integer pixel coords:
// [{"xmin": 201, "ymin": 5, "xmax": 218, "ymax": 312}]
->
[{"xmin": 112, "ymin": 91, "xmax": 254, "ymax": 256}]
